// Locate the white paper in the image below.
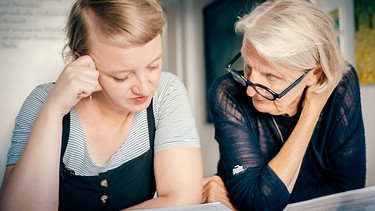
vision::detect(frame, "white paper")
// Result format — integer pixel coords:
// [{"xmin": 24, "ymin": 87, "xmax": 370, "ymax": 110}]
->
[
  {"xmin": 284, "ymin": 186, "xmax": 375, "ymax": 211},
  {"xmin": 133, "ymin": 202, "xmax": 232, "ymax": 211}
]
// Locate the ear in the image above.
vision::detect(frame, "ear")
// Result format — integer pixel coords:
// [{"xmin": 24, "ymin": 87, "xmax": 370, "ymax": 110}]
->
[
  {"xmin": 74, "ymin": 52, "xmax": 82, "ymax": 60},
  {"xmin": 307, "ymin": 65, "xmax": 323, "ymax": 86}
]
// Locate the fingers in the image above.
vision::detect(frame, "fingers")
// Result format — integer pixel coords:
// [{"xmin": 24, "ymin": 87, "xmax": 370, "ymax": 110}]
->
[
  {"xmin": 74, "ymin": 55, "xmax": 96, "ymax": 69},
  {"xmin": 64, "ymin": 56, "xmax": 100, "ymax": 98},
  {"xmin": 202, "ymin": 175, "xmax": 228, "ymax": 202},
  {"xmin": 304, "ymin": 83, "xmax": 333, "ymax": 109},
  {"xmin": 46, "ymin": 55, "xmax": 101, "ymax": 116},
  {"xmin": 202, "ymin": 176, "xmax": 236, "ymax": 210}
]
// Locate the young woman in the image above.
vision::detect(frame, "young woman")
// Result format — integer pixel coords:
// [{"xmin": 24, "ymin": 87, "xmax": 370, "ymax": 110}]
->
[{"xmin": 0, "ymin": 0, "xmax": 203, "ymax": 210}]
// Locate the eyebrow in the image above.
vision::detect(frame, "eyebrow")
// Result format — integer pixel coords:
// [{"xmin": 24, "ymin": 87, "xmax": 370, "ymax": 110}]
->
[
  {"xmin": 112, "ymin": 54, "xmax": 162, "ymax": 74},
  {"xmin": 147, "ymin": 55, "xmax": 162, "ymax": 66}
]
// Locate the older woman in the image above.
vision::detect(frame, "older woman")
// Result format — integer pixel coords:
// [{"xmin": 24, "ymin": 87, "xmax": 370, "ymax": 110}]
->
[{"xmin": 202, "ymin": 0, "xmax": 366, "ymax": 210}]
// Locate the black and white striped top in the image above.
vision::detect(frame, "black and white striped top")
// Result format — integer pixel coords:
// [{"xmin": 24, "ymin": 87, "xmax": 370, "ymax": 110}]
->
[{"xmin": 7, "ymin": 72, "xmax": 200, "ymax": 176}]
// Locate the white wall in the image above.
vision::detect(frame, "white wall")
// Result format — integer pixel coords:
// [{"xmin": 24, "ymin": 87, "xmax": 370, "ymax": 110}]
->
[
  {"xmin": 0, "ymin": 0, "xmax": 374, "ymax": 188},
  {"xmin": 360, "ymin": 85, "xmax": 375, "ymax": 186},
  {"xmin": 0, "ymin": 0, "xmax": 74, "ymax": 184}
]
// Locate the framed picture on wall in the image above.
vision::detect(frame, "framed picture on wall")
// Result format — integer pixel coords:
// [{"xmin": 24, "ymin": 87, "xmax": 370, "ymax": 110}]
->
[
  {"xmin": 354, "ymin": 0, "xmax": 375, "ymax": 84},
  {"xmin": 316, "ymin": 0, "xmax": 374, "ymax": 84},
  {"xmin": 203, "ymin": 0, "xmax": 262, "ymax": 122}
]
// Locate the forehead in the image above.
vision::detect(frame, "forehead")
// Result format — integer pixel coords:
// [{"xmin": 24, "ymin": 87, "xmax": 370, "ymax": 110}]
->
[
  {"xmin": 241, "ymin": 40, "xmax": 272, "ymax": 69},
  {"xmin": 241, "ymin": 39, "xmax": 295, "ymax": 74},
  {"xmin": 88, "ymin": 34, "xmax": 162, "ymax": 72}
]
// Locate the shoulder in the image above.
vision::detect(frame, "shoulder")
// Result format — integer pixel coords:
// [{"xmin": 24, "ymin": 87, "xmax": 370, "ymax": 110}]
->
[
  {"xmin": 28, "ymin": 82, "xmax": 55, "ymax": 99},
  {"xmin": 332, "ymin": 66, "xmax": 361, "ymax": 107},
  {"xmin": 208, "ymin": 72, "xmax": 248, "ymax": 108},
  {"xmin": 323, "ymin": 65, "xmax": 363, "ymax": 130},
  {"xmin": 338, "ymin": 65, "xmax": 360, "ymax": 90},
  {"xmin": 153, "ymin": 72, "xmax": 188, "ymax": 102},
  {"xmin": 20, "ymin": 82, "xmax": 54, "ymax": 111},
  {"xmin": 152, "ymin": 72, "xmax": 200, "ymax": 152},
  {"xmin": 209, "ymin": 73, "xmax": 236, "ymax": 94},
  {"xmin": 158, "ymin": 72, "xmax": 185, "ymax": 90}
]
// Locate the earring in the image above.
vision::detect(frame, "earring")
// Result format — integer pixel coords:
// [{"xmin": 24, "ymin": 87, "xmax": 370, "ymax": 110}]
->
[{"xmin": 89, "ymin": 94, "xmax": 92, "ymax": 104}]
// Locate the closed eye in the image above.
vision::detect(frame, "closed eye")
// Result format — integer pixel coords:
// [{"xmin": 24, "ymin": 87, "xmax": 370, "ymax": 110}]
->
[
  {"xmin": 113, "ymin": 73, "xmax": 130, "ymax": 82},
  {"xmin": 265, "ymin": 73, "xmax": 278, "ymax": 79},
  {"xmin": 244, "ymin": 65, "xmax": 252, "ymax": 77},
  {"xmin": 148, "ymin": 65, "xmax": 160, "ymax": 71},
  {"xmin": 113, "ymin": 76, "xmax": 128, "ymax": 82}
]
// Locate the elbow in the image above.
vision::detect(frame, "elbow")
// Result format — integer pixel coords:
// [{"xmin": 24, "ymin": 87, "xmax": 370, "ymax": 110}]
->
[{"xmin": 171, "ymin": 185, "xmax": 203, "ymax": 205}]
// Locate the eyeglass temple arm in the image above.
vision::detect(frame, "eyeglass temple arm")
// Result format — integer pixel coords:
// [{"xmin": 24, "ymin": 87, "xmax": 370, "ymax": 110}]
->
[
  {"xmin": 226, "ymin": 52, "xmax": 242, "ymax": 69},
  {"xmin": 276, "ymin": 72, "xmax": 308, "ymax": 99}
]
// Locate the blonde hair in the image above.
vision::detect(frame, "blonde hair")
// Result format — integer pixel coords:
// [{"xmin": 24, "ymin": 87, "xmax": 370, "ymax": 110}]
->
[
  {"xmin": 63, "ymin": 0, "xmax": 166, "ymax": 62},
  {"xmin": 235, "ymin": 0, "xmax": 350, "ymax": 92}
]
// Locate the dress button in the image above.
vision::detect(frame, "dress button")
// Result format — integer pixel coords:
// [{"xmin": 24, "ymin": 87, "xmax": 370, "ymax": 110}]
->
[
  {"xmin": 100, "ymin": 179, "xmax": 108, "ymax": 187},
  {"xmin": 101, "ymin": 195, "xmax": 108, "ymax": 204}
]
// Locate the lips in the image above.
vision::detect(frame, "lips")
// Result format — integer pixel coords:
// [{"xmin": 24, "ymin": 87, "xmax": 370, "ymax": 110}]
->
[
  {"xmin": 252, "ymin": 94, "xmax": 267, "ymax": 102},
  {"xmin": 132, "ymin": 96, "xmax": 148, "ymax": 105}
]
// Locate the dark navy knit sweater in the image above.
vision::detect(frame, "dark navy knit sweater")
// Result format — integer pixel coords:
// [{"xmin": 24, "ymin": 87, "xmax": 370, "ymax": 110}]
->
[{"xmin": 208, "ymin": 66, "xmax": 366, "ymax": 211}]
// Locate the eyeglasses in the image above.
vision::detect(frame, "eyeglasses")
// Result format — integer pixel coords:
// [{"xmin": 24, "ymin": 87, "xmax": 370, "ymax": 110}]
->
[{"xmin": 226, "ymin": 52, "xmax": 308, "ymax": 101}]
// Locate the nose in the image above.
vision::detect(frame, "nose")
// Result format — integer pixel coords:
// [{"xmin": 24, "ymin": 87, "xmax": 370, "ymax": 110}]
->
[
  {"xmin": 131, "ymin": 72, "xmax": 150, "ymax": 95},
  {"xmin": 245, "ymin": 70, "xmax": 259, "ymax": 97},
  {"xmin": 246, "ymin": 86, "xmax": 257, "ymax": 97}
]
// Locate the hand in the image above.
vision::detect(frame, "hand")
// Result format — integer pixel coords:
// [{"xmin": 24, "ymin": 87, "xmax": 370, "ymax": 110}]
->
[
  {"xmin": 302, "ymin": 80, "xmax": 337, "ymax": 116},
  {"xmin": 45, "ymin": 55, "xmax": 102, "ymax": 117},
  {"xmin": 202, "ymin": 175, "xmax": 236, "ymax": 210}
]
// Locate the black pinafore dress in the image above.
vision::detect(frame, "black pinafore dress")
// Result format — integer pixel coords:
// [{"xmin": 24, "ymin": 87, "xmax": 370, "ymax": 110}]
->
[{"xmin": 58, "ymin": 103, "xmax": 156, "ymax": 211}]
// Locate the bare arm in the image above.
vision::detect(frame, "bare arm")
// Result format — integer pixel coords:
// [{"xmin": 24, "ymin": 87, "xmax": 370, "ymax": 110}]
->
[
  {"xmin": 268, "ymin": 79, "xmax": 337, "ymax": 192},
  {"xmin": 0, "ymin": 104, "xmax": 64, "ymax": 210},
  {"xmin": 125, "ymin": 147, "xmax": 203, "ymax": 210},
  {"xmin": 0, "ymin": 56, "xmax": 100, "ymax": 210}
]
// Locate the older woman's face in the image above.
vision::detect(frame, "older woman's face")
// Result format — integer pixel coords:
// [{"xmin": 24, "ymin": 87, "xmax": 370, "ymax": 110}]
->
[{"xmin": 242, "ymin": 42, "xmax": 309, "ymax": 116}]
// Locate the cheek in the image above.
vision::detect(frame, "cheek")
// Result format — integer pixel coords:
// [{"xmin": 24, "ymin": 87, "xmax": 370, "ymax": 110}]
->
[
  {"xmin": 99, "ymin": 77, "xmax": 130, "ymax": 97},
  {"xmin": 273, "ymin": 87, "xmax": 306, "ymax": 114},
  {"xmin": 253, "ymin": 101, "xmax": 275, "ymax": 113},
  {"xmin": 149, "ymin": 71, "xmax": 162, "ymax": 90}
]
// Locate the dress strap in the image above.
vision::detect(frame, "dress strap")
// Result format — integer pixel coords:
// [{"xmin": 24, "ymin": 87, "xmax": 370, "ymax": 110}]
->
[
  {"xmin": 147, "ymin": 99, "xmax": 156, "ymax": 150},
  {"xmin": 60, "ymin": 112, "xmax": 72, "ymax": 180}
]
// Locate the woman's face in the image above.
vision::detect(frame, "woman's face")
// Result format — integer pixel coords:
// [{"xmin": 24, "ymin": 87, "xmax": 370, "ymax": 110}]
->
[
  {"xmin": 88, "ymin": 34, "xmax": 162, "ymax": 113},
  {"xmin": 242, "ymin": 42, "xmax": 310, "ymax": 116}
]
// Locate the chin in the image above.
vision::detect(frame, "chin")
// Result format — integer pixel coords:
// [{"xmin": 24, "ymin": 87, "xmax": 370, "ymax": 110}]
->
[
  {"xmin": 253, "ymin": 98, "xmax": 271, "ymax": 113},
  {"xmin": 136, "ymin": 100, "xmax": 152, "ymax": 111},
  {"xmin": 253, "ymin": 102, "xmax": 271, "ymax": 114},
  {"xmin": 253, "ymin": 100, "xmax": 288, "ymax": 116}
]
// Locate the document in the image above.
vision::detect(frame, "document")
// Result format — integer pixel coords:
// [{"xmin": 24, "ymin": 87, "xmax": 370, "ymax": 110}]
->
[
  {"xmin": 134, "ymin": 202, "xmax": 232, "ymax": 211},
  {"xmin": 284, "ymin": 186, "xmax": 375, "ymax": 211}
]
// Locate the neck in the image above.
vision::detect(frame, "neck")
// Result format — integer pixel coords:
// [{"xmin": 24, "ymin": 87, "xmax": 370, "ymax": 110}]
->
[{"xmin": 77, "ymin": 94, "xmax": 132, "ymax": 125}]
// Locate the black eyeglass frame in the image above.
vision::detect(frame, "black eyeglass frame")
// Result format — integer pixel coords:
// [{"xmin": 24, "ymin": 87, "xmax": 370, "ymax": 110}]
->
[{"xmin": 226, "ymin": 52, "xmax": 309, "ymax": 101}]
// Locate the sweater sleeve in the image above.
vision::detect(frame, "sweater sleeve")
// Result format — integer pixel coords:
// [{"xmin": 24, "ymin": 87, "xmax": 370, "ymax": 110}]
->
[{"xmin": 208, "ymin": 74, "xmax": 290, "ymax": 211}]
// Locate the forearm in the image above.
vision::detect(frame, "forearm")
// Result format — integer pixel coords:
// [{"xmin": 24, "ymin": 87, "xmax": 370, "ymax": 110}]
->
[
  {"xmin": 268, "ymin": 103, "xmax": 321, "ymax": 192},
  {"xmin": 126, "ymin": 148, "xmax": 203, "ymax": 210},
  {"xmin": 0, "ymin": 104, "xmax": 63, "ymax": 210},
  {"xmin": 124, "ymin": 193, "xmax": 201, "ymax": 210}
]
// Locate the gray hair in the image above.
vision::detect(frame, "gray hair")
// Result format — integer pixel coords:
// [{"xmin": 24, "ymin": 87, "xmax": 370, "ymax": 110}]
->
[{"xmin": 235, "ymin": 0, "xmax": 350, "ymax": 92}]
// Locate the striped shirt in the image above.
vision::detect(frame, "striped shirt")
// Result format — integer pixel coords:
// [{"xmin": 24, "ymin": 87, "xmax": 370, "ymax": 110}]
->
[{"xmin": 7, "ymin": 72, "xmax": 200, "ymax": 176}]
